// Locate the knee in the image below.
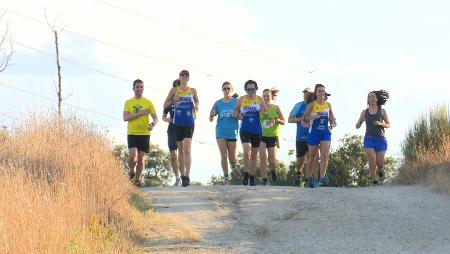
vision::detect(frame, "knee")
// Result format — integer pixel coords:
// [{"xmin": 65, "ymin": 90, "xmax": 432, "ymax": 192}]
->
[
  {"xmin": 170, "ymin": 153, "xmax": 177, "ymax": 161},
  {"xmin": 269, "ymin": 161, "xmax": 276, "ymax": 169},
  {"xmin": 183, "ymin": 147, "xmax": 191, "ymax": 155}
]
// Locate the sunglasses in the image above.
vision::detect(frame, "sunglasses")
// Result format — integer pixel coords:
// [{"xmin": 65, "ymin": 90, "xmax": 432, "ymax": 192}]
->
[
  {"xmin": 246, "ymin": 88, "xmax": 256, "ymax": 92},
  {"xmin": 222, "ymin": 87, "xmax": 231, "ymax": 91}
]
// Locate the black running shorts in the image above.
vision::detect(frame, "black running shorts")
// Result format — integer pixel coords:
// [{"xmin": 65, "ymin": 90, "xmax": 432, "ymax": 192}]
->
[
  {"xmin": 296, "ymin": 140, "xmax": 308, "ymax": 158},
  {"xmin": 261, "ymin": 136, "xmax": 279, "ymax": 148},
  {"xmin": 240, "ymin": 131, "xmax": 261, "ymax": 148},
  {"xmin": 174, "ymin": 124, "xmax": 195, "ymax": 142},
  {"xmin": 127, "ymin": 135, "xmax": 150, "ymax": 153}
]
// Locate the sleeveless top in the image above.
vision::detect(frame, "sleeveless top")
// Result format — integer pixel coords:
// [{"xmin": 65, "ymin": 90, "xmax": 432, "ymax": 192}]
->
[
  {"xmin": 309, "ymin": 101, "xmax": 331, "ymax": 135},
  {"xmin": 365, "ymin": 106, "xmax": 385, "ymax": 138},
  {"xmin": 173, "ymin": 86, "xmax": 195, "ymax": 126},
  {"xmin": 240, "ymin": 95, "xmax": 262, "ymax": 135},
  {"xmin": 260, "ymin": 104, "xmax": 280, "ymax": 137}
]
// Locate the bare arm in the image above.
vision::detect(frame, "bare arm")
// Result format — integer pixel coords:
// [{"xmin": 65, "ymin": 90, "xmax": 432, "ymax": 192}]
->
[
  {"xmin": 328, "ymin": 103, "xmax": 337, "ymax": 127},
  {"xmin": 123, "ymin": 109, "xmax": 149, "ymax": 122},
  {"xmin": 209, "ymin": 101, "xmax": 217, "ymax": 122},
  {"xmin": 192, "ymin": 88, "xmax": 199, "ymax": 113},
  {"xmin": 275, "ymin": 105, "xmax": 286, "ymax": 125},
  {"xmin": 259, "ymin": 96, "xmax": 268, "ymax": 116},
  {"xmin": 149, "ymin": 113, "xmax": 158, "ymax": 130},
  {"xmin": 163, "ymin": 88, "xmax": 176, "ymax": 109},
  {"xmin": 355, "ymin": 110, "xmax": 365, "ymax": 129},
  {"xmin": 302, "ymin": 102, "xmax": 315, "ymax": 121},
  {"xmin": 374, "ymin": 109, "xmax": 391, "ymax": 128},
  {"xmin": 232, "ymin": 97, "xmax": 243, "ymax": 118}
]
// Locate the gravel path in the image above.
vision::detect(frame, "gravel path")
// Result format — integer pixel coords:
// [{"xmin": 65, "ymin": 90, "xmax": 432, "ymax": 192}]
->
[{"xmin": 143, "ymin": 185, "xmax": 450, "ymax": 254}]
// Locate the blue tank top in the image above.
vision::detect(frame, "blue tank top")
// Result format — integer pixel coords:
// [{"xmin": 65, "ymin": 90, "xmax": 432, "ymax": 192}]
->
[
  {"xmin": 213, "ymin": 98, "xmax": 239, "ymax": 139},
  {"xmin": 290, "ymin": 102, "xmax": 309, "ymax": 141},
  {"xmin": 309, "ymin": 101, "xmax": 331, "ymax": 135},
  {"xmin": 173, "ymin": 87, "xmax": 195, "ymax": 126},
  {"xmin": 240, "ymin": 95, "xmax": 262, "ymax": 135}
]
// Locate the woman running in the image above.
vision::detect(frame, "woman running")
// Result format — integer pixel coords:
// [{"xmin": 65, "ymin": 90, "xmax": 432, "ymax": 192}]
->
[
  {"xmin": 259, "ymin": 88, "xmax": 285, "ymax": 185},
  {"xmin": 303, "ymin": 84, "xmax": 336, "ymax": 188},
  {"xmin": 163, "ymin": 70, "xmax": 199, "ymax": 187},
  {"xmin": 163, "ymin": 79, "xmax": 181, "ymax": 186},
  {"xmin": 233, "ymin": 80, "xmax": 267, "ymax": 186},
  {"xmin": 356, "ymin": 90, "xmax": 390, "ymax": 186},
  {"xmin": 209, "ymin": 82, "xmax": 239, "ymax": 185}
]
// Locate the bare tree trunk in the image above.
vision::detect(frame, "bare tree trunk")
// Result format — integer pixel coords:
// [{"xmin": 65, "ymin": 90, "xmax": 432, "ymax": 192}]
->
[{"xmin": 54, "ymin": 31, "xmax": 62, "ymax": 116}]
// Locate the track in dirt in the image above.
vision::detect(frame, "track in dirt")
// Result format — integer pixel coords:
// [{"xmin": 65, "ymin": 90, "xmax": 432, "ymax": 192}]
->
[{"xmin": 143, "ymin": 185, "xmax": 450, "ymax": 254}]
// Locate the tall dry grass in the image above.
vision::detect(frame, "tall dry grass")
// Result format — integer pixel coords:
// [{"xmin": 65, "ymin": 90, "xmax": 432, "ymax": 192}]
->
[
  {"xmin": 396, "ymin": 105, "xmax": 450, "ymax": 194},
  {"xmin": 0, "ymin": 113, "xmax": 147, "ymax": 253}
]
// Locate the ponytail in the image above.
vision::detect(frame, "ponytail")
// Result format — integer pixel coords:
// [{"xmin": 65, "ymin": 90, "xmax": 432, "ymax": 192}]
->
[{"xmin": 372, "ymin": 90, "xmax": 389, "ymax": 106}]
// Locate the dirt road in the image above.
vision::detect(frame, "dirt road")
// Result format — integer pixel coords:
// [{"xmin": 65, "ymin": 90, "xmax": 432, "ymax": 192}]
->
[{"xmin": 143, "ymin": 185, "xmax": 450, "ymax": 254}]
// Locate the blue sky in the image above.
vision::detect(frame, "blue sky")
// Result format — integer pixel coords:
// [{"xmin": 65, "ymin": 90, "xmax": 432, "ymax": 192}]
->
[{"xmin": 1, "ymin": 0, "xmax": 450, "ymax": 184}]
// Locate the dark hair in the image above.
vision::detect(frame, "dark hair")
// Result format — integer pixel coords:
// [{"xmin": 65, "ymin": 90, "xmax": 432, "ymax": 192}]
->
[
  {"xmin": 172, "ymin": 79, "xmax": 180, "ymax": 88},
  {"xmin": 244, "ymin": 80, "xmax": 258, "ymax": 90},
  {"xmin": 133, "ymin": 79, "xmax": 144, "ymax": 88},
  {"xmin": 313, "ymin": 83, "xmax": 325, "ymax": 100},
  {"xmin": 368, "ymin": 90, "xmax": 389, "ymax": 106},
  {"xmin": 305, "ymin": 91, "xmax": 314, "ymax": 104}
]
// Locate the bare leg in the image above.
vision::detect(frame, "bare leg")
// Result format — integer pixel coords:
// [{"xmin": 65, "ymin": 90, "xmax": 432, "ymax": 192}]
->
[
  {"xmin": 128, "ymin": 148, "xmax": 138, "ymax": 176},
  {"xmin": 177, "ymin": 141, "xmax": 185, "ymax": 176},
  {"xmin": 242, "ymin": 143, "xmax": 252, "ymax": 174},
  {"xmin": 259, "ymin": 143, "xmax": 268, "ymax": 179},
  {"xmin": 183, "ymin": 138, "xmax": 192, "ymax": 176},
  {"xmin": 135, "ymin": 151, "xmax": 147, "ymax": 182},
  {"xmin": 227, "ymin": 141, "xmax": 237, "ymax": 169},
  {"xmin": 217, "ymin": 139, "xmax": 229, "ymax": 175},
  {"xmin": 376, "ymin": 151, "xmax": 386, "ymax": 180},
  {"xmin": 366, "ymin": 148, "xmax": 377, "ymax": 181},
  {"xmin": 170, "ymin": 150, "xmax": 179, "ymax": 176},
  {"xmin": 305, "ymin": 145, "xmax": 319, "ymax": 178},
  {"xmin": 250, "ymin": 147, "xmax": 259, "ymax": 175},
  {"xmin": 319, "ymin": 141, "xmax": 330, "ymax": 177}
]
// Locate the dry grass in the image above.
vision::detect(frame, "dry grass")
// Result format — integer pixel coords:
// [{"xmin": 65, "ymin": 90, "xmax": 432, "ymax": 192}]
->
[
  {"xmin": 396, "ymin": 105, "xmax": 450, "ymax": 194},
  {"xmin": 0, "ymin": 113, "xmax": 147, "ymax": 253}
]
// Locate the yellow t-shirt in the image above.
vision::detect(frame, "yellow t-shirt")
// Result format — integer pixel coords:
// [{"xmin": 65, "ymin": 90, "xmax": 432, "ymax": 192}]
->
[{"xmin": 124, "ymin": 97, "xmax": 156, "ymax": 135}]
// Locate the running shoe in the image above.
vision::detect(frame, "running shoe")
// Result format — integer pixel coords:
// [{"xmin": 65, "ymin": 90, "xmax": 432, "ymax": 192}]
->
[
  {"xmin": 261, "ymin": 178, "xmax": 268, "ymax": 186},
  {"xmin": 372, "ymin": 180, "xmax": 380, "ymax": 187},
  {"xmin": 128, "ymin": 172, "xmax": 135, "ymax": 181},
  {"xmin": 173, "ymin": 177, "xmax": 181, "ymax": 186},
  {"xmin": 186, "ymin": 176, "xmax": 191, "ymax": 187},
  {"xmin": 271, "ymin": 170, "xmax": 278, "ymax": 183},
  {"xmin": 243, "ymin": 172, "xmax": 249, "ymax": 186},
  {"xmin": 223, "ymin": 175, "xmax": 229, "ymax": 185},
  {"xmin": 181, "ymin": 176, "xmax": 188, "ymax": 187},
  {"xmin": 378, "ymin": 168, "xmax": 385, "ymax": 183},
  {"xmin": 307, "ymin": 177, "xmax": 315, "ymax": 188},
  {"xmin": 319, "ymin": 176, "xmax": 330, "ymax": 186},
  {"xmin": 294, "ymin": 173, "xmax": 302, "ymax": 187},
  {"xmin": 249, "ymin": 175, "xmax": 256, "ymax": 186}
]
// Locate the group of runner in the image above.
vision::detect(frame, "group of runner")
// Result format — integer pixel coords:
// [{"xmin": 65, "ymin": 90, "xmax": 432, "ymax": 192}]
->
[{"xmin": 123, "ymin": 70, "xmax": 390, "ymax": 187}]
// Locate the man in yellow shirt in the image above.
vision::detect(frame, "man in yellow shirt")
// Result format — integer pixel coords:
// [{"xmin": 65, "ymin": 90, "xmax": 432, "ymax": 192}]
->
[{"xmin": 123, "ymin": 79, "xmax": 158, "ymax": 187}]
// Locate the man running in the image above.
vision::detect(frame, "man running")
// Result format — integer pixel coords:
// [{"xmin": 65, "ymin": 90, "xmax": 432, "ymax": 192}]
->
[
  {"xmin": 288, "ymin": 87, "xmax": 313, "ymax": 186},
  {"xmin": 123, "ymin": 79, "xmax": 158, "ymax": 187}
]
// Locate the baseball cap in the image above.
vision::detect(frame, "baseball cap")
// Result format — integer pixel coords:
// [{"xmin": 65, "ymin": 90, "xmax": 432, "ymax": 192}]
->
[
  {"xmin": 302, "ymin": 87, "xmax": 312, "ymax": 93},
  {"xmin": 179, "ymin": 70, "xmax": 190, "ymax": 76}
]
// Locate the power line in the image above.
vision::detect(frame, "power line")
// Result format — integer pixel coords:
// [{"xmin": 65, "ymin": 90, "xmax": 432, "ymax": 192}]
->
[
  {"xmin": 5, "ymin": 9, "xmax": 220, "ymax": 80},
  {"xmin": 13, "ymin": 41, "xmax": 168, "ymax": 94},
  {"xmin": 91, "ymin": 0, "xmax": 297, "ymax": 66}
]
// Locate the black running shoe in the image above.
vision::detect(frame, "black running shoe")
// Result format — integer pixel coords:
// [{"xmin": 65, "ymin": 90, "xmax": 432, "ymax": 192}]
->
[
  {"xmin": 372, "ymin": 180, "xmax": 380, "ymax": 186},
  {"xmin": 243, "ymin": 172, "xmax": 249, "ymax": 186},
  {"xmin": 271, "ymin": 170, "xmax": 278, "ymax": 183},
  {"xmin": 249, "ymin": 175, "xmax": 256, "ymax": 186},
  {"xmin": 181, "ymin": 176, "xmax": 188, "ymax": 187},
  {"xmin": 378, "ymin": 168, "xmax": 385, "ymax": 183},
  {"xmin": 261, "ymin": 178, "xmax": 268, "ymax": 186},
  {"xmin": 294, "ymin": 173, "xmax": 302, "ymax": 187},
  {"xmin": 186, "ymin": 176, "xmax": 191, "ymax": 187}
]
